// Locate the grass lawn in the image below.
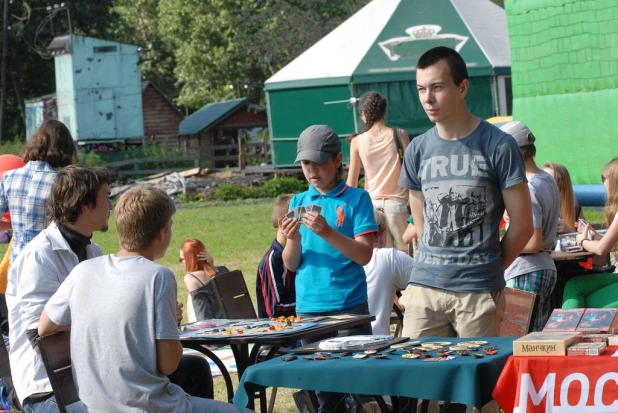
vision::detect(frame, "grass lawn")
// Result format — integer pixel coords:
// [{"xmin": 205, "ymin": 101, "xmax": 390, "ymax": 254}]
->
[
  {"xmin": 0, "ymin": 204, "xmax": 607, "ymax": 412},
  {"xmin": 0, "ymin": 198, "xmax": 301, "ymax": 411}
]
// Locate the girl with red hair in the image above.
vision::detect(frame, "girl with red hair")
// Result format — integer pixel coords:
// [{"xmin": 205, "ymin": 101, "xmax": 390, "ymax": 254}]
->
[{"xmin": 180, "ymin": 238, "xmax": 226, "ymax": 321}]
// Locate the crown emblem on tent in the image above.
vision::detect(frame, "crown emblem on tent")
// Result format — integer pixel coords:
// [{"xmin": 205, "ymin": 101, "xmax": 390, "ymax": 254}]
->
[
  {"xmin": 411, "ymin": 26, "xmax": 436, "ymax": 39},
  {"xmin": 378, "ymin": 24, "xmax": 469, "ymax": 62}
]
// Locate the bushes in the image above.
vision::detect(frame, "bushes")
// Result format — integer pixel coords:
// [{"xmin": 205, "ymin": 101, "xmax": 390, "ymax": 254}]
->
[
  {"xmin": 215, "ymin": 184, "xmax": 245, "ymax": 201},
  {"xmin": 212, "ymin": 176, "xmax": 308, "ymax": 201},
  {"xmin": 78, "ymin": 148, "xmax": 107, "ymax": 167},
  {"xmin": 0, "ymin": 139, "xmax": 23, "ymax": 156},
  {"xmin": 262, "ymin": 176, "xmax": 308, "ymax": 197}
]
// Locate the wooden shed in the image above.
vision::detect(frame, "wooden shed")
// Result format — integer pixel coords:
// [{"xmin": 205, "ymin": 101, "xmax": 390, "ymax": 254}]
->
[
  {"xmin": 178, "ymin": 98, "xmax": 268, "ymax": 169},
  {"xmin": 141, "ymin": 81, "xmax": 183, "ymax": 146}
]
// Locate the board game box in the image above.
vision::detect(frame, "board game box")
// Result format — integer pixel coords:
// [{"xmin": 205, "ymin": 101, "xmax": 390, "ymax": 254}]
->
[
  {"xmin": 557, "ymin": 232, "xmax": 582, "ymax": 252},
  {"xmin": 567, "ymin": 342, "xmax": 607, "ymax": 356},
  {"xmin": 581, "ymin": 334, "xmax": 614, "ymax": 344},
  {"xmin": 513, "ymin": 332, "xmax": 582, "ymax": 356},
  {"xmin": 575, "ymin": 308, "xmax": 618, "ymax": 333},
  {"xmin": 543, "ymin": 309, "xmax": 586, "ymax": 332}
]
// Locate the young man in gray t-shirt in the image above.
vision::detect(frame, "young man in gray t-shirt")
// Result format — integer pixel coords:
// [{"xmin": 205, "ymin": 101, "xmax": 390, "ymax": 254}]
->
[
  {"xmin": 39, "ymin": 187, "xmax": 240, "ymax": 413},
  {"xmin": 501, "ymin": 121, "xmax": 560, "ymax": 332},
  {"xmin": 398, "ymin": 47, "xmax": 533, "ymax": 339}
]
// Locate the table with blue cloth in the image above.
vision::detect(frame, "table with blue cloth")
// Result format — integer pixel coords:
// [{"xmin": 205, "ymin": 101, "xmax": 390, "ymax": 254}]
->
[{"xmin": 233, "ymin": 336, "xmax": 517, "ymax": 412}]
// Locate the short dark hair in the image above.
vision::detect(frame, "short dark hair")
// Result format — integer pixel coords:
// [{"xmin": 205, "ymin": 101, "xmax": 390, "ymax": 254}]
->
[
  {"xmin": 48, "ymin": 166, "xmax": 110, "ymax": 226},
  {"xmin": 21, "ymin": 120, "xmax": 77, "ymax": 168},
  {"xmin": 333, "ymin": 153, "xmax": 344, "ymax": 180},
  {"xmin": 417, "ymin": 46, "xmax": 469, "ymax": 86},
  {"xmin": 519, "ymin": 144, "xmax": 537, "ymax": 160}
]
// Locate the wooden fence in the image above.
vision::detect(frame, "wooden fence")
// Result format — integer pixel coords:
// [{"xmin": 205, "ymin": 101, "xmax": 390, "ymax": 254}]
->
[
  {"xmin": 104, "ymin": 136, "xmax": 270, "ymax": 178},
  {"xmin": 105, "ymin": 154, "xmax": 200, "ymax": 177}
]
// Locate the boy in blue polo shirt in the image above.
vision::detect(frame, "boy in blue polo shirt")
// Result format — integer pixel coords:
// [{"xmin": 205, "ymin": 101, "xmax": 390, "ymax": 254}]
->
[{"xmin": 282, "ymin": 124, "xmax": 377, "ymax": 413}]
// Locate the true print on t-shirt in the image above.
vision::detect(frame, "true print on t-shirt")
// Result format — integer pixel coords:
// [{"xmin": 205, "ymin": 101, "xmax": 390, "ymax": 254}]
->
[{"xmin": 419, "ymin": 153, "xmax": 492, "ymax": 255}]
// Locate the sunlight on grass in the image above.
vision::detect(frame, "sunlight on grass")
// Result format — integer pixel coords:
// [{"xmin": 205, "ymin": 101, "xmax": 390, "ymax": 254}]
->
[{"xmin": 91, "ymin": 199, "xmax": 276, "ymax": 311}]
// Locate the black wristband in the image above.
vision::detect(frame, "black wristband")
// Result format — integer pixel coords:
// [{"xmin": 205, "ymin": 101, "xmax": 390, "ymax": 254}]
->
[{"xmin": 580, "ymin": 239, "xmax": 587, "ymax": 251}]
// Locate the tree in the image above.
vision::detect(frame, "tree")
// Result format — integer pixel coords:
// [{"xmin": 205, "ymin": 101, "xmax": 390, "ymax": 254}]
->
[
  {"xmin": 110, "ymin": 0, "xmax": 177, "ymax": 100},
  {"xmin": 0, "ymin": 0, "xmax": 116, "ymax": 141},
  {"xmin": 158, "ymin": 0, "xmax": 370, "ymax": 109}
]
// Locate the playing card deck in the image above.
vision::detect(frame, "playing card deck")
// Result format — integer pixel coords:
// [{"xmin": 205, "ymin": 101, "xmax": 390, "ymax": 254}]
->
[{"xmin": 284, "ymin": 204, "xmax": 323, "ymax": 221}]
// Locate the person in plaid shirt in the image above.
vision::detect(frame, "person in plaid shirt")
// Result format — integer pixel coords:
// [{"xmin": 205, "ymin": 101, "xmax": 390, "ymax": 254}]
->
[{"xmin": 0, "ymin": 120, "xmax": 77, "ymax": 264}]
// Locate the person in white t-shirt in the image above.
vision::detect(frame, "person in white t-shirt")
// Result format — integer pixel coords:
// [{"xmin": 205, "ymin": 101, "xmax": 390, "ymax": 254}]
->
[
  {"xmin": 38, "ymin": 187, "xmax": 243, "ymax": 413},
  {"xmin": 365, "ymin": 210, "xmax": 414, "ymax": 335}
]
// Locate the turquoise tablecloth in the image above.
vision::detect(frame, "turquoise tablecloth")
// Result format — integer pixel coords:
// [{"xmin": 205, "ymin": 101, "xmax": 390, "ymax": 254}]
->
[{"xmin": 233, "ymin": 336, "xmax": 517, "ymax": 411}]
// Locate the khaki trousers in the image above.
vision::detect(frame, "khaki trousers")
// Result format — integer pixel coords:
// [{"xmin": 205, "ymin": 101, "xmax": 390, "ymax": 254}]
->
[{"xmin": 401, "ymin": 284, "xmax": 505, "ymax": 338}]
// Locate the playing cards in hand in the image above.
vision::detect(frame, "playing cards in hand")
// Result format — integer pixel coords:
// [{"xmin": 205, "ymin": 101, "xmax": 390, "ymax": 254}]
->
[{"xmin": 285, "ymin": 204, "xmax": 323, "ymax": 221}]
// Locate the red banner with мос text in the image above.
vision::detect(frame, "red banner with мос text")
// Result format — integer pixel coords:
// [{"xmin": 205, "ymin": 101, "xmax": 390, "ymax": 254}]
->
[{"xmin": 493, "ymin": 347, "xmax": 618, "ymax": 413}]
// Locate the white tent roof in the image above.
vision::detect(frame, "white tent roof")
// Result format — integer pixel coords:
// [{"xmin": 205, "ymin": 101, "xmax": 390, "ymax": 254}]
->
[
  {"xmin": 265, "ymin": 0, "xmax": 401, "ymax": 85},
  {"xmin": 451, "ymin": 0, "xmax": 511, "ymax": 68},
  {"xmin": 265, "ymin": 0, "xmax": 510, "ymax": 87}
]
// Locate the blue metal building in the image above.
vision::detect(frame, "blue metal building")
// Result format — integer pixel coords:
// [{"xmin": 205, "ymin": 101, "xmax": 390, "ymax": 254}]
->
[{"xmin": 47, "ymin": 34, "xmax": 144, "ymax": 142}]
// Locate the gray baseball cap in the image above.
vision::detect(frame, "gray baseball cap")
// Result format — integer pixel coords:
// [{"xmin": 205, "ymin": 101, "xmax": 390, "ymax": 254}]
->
[
  {"xmin": 500, "ymin": 121, "xmax": 536, "ymax": 147},
  {"xmin": 295, "ymin": 125, "xmax": 342, "ymax": 164}
]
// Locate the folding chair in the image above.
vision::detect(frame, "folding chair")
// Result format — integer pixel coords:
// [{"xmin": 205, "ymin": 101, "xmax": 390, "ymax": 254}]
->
[
  {"xmin": 391, "ymin": 303, "xmax": 404, "ymax": 337},
  {"xmin": 36, "ymin": 332, "xmax": 79, "ymax": 413},
  {"xmin": 499, "ymin": 287, "xmax": 540, "ymax": 336}
]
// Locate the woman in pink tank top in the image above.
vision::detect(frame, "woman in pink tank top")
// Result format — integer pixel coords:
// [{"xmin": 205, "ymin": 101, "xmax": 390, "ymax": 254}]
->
[{"xmin": 347, "ymin": 91, "xmax": 411, "ymax": 251}]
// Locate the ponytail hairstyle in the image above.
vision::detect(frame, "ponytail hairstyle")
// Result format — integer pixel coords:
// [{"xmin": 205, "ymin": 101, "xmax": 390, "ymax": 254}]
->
[
  {"xmin": 602, "ymin": 158, "xmax": 618, "ymax": 226},
  {"xmin": 358, "ymin": 91, "xmax": 387, "ymax": 133}
]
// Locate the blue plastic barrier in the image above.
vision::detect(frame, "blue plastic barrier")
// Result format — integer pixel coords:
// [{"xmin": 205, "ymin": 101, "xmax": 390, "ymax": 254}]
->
[{"xmin": 574, "ymin": 185, "xmax": 606, "ymax": 207}]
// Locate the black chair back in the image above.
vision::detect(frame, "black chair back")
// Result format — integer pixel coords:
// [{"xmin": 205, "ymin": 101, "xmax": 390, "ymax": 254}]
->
[
  {"xmin": 36, "ymin": 332, "xmax": 79, "ymax": 413},
  {"xmin": 211, "ymin": 270, "xmax": 257, "ymax": 319}
]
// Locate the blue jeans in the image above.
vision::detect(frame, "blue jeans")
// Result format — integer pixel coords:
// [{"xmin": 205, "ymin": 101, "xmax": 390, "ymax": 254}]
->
[
  {"xmin": 298, "ymin": 303, "xmax": 372, "ymax": 413},
  {"xmin": 168, "ymin": 354, "xmax": 214, "ymax": 399},
  {"xmin": 187, "ymin": 395, "xmax": 250, "ymax": 412},
  {"xmin": 23, "ymin": 395, "xmax": 87, "ymax": 413}
]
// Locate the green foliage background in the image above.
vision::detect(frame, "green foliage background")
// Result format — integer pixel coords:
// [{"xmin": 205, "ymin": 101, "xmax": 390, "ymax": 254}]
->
[{"xmin": 0, "ymin": 0, "xmax": 370, "ymax": 141}]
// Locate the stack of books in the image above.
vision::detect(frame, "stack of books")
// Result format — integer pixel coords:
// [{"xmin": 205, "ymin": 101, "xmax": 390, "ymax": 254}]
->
[{"xmin": 513, "ymin": 308, "xmax": 618, "ymax": 357}]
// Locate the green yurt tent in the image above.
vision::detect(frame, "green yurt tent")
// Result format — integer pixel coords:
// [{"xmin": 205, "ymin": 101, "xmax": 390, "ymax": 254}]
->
[{"xmin": 266, "ymin": 0, "xmax": 512, "ymax": 168}]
